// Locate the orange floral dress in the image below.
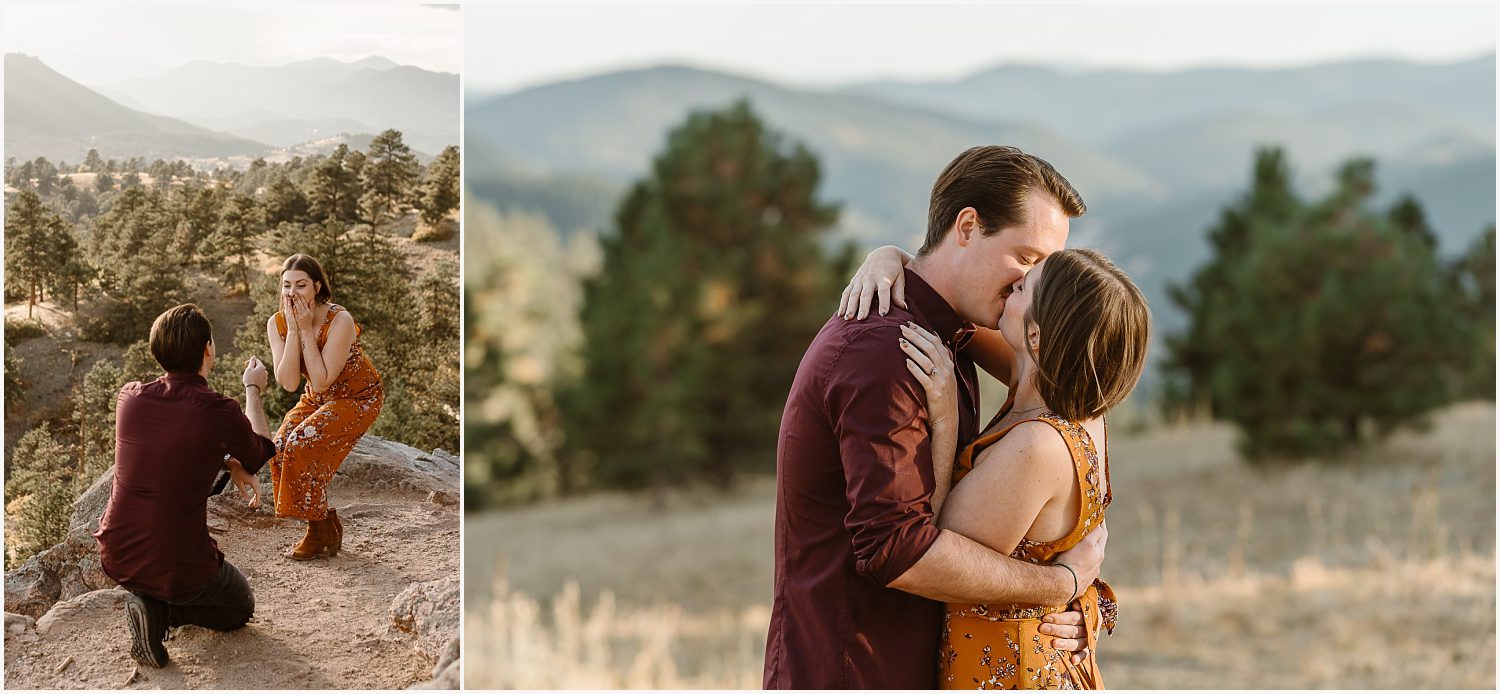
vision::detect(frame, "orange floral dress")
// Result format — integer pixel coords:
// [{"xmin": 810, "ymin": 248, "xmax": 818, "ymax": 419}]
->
[
  {"xmin": 270, "ymin": 304, "xmax": 384, "ymax": 521},
  {"xmin": 939, "ymin": 410, "xmax": 1118, "ymax": 690}
]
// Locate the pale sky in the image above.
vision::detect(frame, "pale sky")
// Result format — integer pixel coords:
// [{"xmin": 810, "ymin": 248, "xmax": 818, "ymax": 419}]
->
[
  {"xmin": 466, "ymin": 3, "xmax": 1495, "ymax": 94},
  {"xmin": 1, "ymin": 3, "xmax": 462, "ymax": 86}
]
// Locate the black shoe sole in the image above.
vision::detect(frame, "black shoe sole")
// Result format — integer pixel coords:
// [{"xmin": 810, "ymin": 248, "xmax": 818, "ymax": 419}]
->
[{"xmin": 125, "ymin": 595, "xmax": 169, "ymax": 668}]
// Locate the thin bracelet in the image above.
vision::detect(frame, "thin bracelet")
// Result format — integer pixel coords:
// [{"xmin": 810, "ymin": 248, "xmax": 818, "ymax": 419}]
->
[
  {"xmin": 244, "ymin": 384, "xmax": 261, "ymax": 394},
  {"xmin": 1056, "ymin": 562, "xmax": 1079, "ymax": 604}
]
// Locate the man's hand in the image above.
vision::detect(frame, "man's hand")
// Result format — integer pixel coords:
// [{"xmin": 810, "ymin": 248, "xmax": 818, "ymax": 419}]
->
[
  {"xmin": 225, "ymin": 457, "xmax": 261, "ymax": 509},
  {"xmin": 242, "ymin": 356, "xmax": 268, "ymax": 390},
  {"xmin": 1046, "ymin": 521, "xmax": 1107, "ymax": 662},
  {"xmin": 1053, "ymin": 520, "xmax": 1106, "ymax": 593}
]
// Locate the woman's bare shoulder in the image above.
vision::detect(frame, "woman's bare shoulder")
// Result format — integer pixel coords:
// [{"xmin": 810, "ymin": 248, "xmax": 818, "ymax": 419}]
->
[{"xmin": 972, "ymin": 419, "xmax": 1075, "ymax": 482}]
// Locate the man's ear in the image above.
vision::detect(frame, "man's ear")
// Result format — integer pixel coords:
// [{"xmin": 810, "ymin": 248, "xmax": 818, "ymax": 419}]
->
[{"xmin": 954, "ymin": 207, "xmax": 981, "ymax": 248}]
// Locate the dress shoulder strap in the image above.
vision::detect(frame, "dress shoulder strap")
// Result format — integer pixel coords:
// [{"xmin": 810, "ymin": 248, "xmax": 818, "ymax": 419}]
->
[
  {"xmin": 1031, "ymin": 412, "xmax": 1108, "ymax": 542},
  {"xmin": 273, "ymin": 311, "xmax": 287, "ymax": 339}
]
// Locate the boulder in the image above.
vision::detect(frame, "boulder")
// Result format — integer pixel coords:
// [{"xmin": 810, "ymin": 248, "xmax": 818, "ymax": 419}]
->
[
  {"xmin": 340, "ymin": 439, "xmax": 460, "ymax": 497},
  {"xmin": 5, "ymin": 611, "xmax": 35, "ymax": 634},
  {"xmin": 389, "ymin": 577, "xmax": 459, "ymax": 662},
  {"xmin": 34, "ymin": 588, "xmax": 129, "ymax": 637},
  {"xmin": 391, "ymin": 576, "xmax": 460, "ymax": 688}
]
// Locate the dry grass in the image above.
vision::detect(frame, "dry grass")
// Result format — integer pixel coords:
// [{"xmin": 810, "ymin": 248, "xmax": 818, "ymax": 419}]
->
[{"xmin": 464, "ymin": 403, "xmax": 1496, "ymax": 689}]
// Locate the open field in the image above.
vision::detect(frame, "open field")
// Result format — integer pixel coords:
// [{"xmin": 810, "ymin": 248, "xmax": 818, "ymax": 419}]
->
[{"xmin": 465, "ymin": 402, "xmax": 1496, "ymax": 688}]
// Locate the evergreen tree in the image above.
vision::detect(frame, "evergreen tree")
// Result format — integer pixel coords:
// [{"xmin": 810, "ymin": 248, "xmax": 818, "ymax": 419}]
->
[
  {"xmin": 305, "ymin": 145, "xmax": 360, "ymax": 224},
  {"xmin": 1452, "ymin": 225, "xmax": 1496, "ymax": 400},
  {"xmin": 177, "ymin": 183, "xmax": 224, "ymax": 264},
  {"xmin": 360, "ymin": 129, "xmax": 419, "ymax": 227},
  {"xmin": 4, "ymin": 343, "xmax": 24, "ymax": 410},
  {"xmin": 83, "ymin": 188, "xmax": 188, "ymax": 343},
  {"xmin": 263, "ymin": 174, "xmax": 311, "ymax": 226},
  {"xmin": 567, "ymin": 100, "xmax": 847, "ymax": 490},
  {"xmin": 209, "ymin": 193, "xmax": 263, "ymax": 293},
  {"xmin": 1165, "ymin": 149, "xmax": 1466, "ymax": 459},
  {"xmin": 4, "ymin": 424, "xmax": 76, "ymax": 568},
  {"xmin": 83, "ymin": 149, "xmax": 103, "ymax": 173},
  {"xmin": 75, "ymin": 360, "xmax": 126, "ymax": 481},
  {"xmin": 419, "ymin": 146, "xmax": 461, "ymax": 227},
  {"xmin": 4, "ymin": 191, "xmax": 69, "ymax": 317},
  {"xmin": 94, "ymin": 171, "xmax": 115, "ymax": 194}
]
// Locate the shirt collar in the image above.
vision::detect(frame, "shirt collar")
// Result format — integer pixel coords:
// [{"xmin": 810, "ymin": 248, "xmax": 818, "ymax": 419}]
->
[
  {"xmin": 902, "ymin": 267, "xmax": 976, "ymax": 349},
  {"xmin": 163, "ymin": 371, "xmax": 209, "ymax": 386}
]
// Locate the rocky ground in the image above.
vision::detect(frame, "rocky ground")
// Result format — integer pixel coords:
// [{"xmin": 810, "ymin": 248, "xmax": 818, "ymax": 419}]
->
[{"xmin": 4, "ymin": 436, "xmax": 460, "ymax": 690}]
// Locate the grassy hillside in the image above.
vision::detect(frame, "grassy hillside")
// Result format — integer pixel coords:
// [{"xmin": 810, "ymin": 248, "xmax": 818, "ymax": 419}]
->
[{"xmin": 464, "ymin": 402, "xmax": 1496, "ymax": 688}]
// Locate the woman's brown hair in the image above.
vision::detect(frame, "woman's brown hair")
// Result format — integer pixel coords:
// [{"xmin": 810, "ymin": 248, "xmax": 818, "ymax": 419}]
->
[
  {"xmin": 1025, "ymin": 248, "xmax": 1150, "ymax": 422},
  {"xmin": 282, "ymin": 254, "xmax": 332, "ymax": 304}
]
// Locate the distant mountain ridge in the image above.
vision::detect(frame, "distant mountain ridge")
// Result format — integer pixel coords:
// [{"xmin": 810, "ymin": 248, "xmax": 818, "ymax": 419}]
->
[
  {"xmin": 468, "ymin": 64, "xmax": 1167, "ymax": 245},
  {"xmin": 465, "ymin": 56, "xmax": 1496, "ymax": 389},
  {"xmin": 105, "ymin": 56, "xmax": 458, "ymax": 154},
  {"xmin": 849, "ymin": 54, "xmax": 1496, "ymax": 146},
  {"xmin": 4, "ymin": 53, "xmax": 268, "ymax": 162}
]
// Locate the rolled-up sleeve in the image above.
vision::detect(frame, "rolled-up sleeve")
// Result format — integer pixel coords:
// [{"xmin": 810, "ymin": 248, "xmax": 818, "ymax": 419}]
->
[
  {"xmin": 214, "ymin": 396, "xmax": 277, "ymax": 475},
  {"xmin": 827, "ymin": 325, "xmax": 941, "ymax": 586}
]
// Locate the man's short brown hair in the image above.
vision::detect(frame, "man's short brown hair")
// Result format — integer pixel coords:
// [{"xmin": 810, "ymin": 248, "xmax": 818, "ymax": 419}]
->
[
  {"xmin": 1026, "ymin": 249, "xmax": 1150, "ymax": 422},
  {"xmin": 921, "ymin": 146, "xmax": 1086, "ymax": 255},
  {"xmin": 149, "ymin": 304, "xmax": 213, "ymax": 373}
]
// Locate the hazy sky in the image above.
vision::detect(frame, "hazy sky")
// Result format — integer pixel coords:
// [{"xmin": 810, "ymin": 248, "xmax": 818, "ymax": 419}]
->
[
  {"xmin": 467, "ymin": 3, "xmax": 1495, "ymax": 94},
  {"xmin": 1, "ymin": 3, "xmax": 461, "ymax": 86}
]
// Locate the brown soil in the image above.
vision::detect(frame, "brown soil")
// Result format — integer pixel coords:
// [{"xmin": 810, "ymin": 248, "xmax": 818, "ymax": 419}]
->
[{"xmin": 4, "ymin": 479, "xmax": 459, "ymax": 690}]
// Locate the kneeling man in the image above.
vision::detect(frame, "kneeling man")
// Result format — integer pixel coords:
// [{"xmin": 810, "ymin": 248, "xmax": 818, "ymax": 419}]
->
[{"xmin": 94, "ymin": 304, "xmax": 275, "ymax": 667}]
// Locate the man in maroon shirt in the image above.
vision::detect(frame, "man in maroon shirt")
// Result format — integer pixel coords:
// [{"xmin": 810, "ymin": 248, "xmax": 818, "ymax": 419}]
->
[
  {"xmin": 95, "ymin": 304, "xmax": 276, "ymax": 668},
  {"xmin": 765, "ymin": 147, "xmax": 1108, "ymax": 689}
]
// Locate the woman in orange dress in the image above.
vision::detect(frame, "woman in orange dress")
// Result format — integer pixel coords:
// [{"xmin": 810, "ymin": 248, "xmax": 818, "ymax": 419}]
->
[
  {"xmin": 894, "ymin": 248, "xmax": 1149, "ymax": 689},
  {"xmin": 266, "ymin": 254, "xmax": 384, "ymax": 560}
]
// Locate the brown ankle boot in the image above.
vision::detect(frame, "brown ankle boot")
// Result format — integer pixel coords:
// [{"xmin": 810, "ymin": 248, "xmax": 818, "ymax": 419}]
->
[
  {"xmin": 327, "ymin": 508, "xmax": 343, "ymax": 554},
  {"xmin": 288, "ymin": 516, "xmax": 335, "ymax": 561}
]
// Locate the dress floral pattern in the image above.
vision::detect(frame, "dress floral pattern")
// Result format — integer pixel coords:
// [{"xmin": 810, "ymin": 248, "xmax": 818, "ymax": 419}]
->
[
  {"xmin": 940, "ymin": 411, "xmax": 1117, "ymax": 690},
  {"xmin": 270, "ymin": 304, "xmax": 384, "ymax": 521}
]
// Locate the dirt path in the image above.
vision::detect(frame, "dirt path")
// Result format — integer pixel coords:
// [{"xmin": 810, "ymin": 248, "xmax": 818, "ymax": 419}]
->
[{"xmin": 5, "ymin": 451, "xmax": 459, "ymax": 689}]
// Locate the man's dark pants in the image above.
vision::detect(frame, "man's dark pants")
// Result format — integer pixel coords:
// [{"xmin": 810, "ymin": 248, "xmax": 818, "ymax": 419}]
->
[{"xmin": 135, "ymin": 559, "xmax": 255, "ymax": 631}]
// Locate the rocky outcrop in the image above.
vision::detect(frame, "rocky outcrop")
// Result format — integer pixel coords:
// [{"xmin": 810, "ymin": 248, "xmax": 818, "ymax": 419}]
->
[
  {"xmin": 5, "ymin": 433, "xmax": 462, "ymax": 690},
  {"xmin": 391, "ymin": 576, "xmax": 460, "ymax": 690},
  {"xmin": 4, "ymin": 435, "xmax": 457, "ymax": 620},
  {"xmin": 3, "ymin": 469, "xmax": 117, "ymax": 619},
  {"xmin": 34, "ymin": 588, "xmax": 129, "ymax": 637},
  {"xmin": 339, "ymin": 440, "xmax": 460, "ymax": 500}
]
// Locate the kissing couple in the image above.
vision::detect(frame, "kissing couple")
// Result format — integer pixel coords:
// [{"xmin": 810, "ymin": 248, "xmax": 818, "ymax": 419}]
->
[{"xmin": 765, "ymin": 146, "xmax": 1150, "ymax": 689}]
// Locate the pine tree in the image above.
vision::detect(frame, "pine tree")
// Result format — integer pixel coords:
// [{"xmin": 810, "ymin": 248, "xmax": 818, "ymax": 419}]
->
[
  {"xmin": 305, "ymin": 145, "xmax": 360, "ymax": 224},
  {"xmin": 83, "ymin": 149, "xmax": 103, "ymax": 173},
  {"xmin": 4, "ymin": 343, "xmax": 24, "ymax": 410},
  {"xmin": 566, "ymin": 100, "xmax": 846, "ymax": 490},
  {"xmin": 75, "ymin": 360, "xmax": 125, "ymax": 481},
  {"xmin": 209, "ymin": 193, "xmax": 263, "ymax": 293},
  {"xmin": 419, "ymin": 146, "xmax": 461, "ymax": 227},
  {"xmin": 1452, "ymin": 225, "xmax": 1496, "ymax": 400},
  {"xmin": 4, "ymin": 191, "xmax": 69, "ymax": 318},
  {"xmin": 263, "ymin": 174, "xmax": 311, "ymax": 226},
  {"xmin": 1164, "ymin": 149, "xmax": 1466, "ymax": 459},
  {"xmin": 360, "ymin": 129, "xmax": 419, "ymax": 227},
  {"xmin": 4, "ymin": 424, "xmax": 76, "ymax": 568},
  {"xmin": 83, "ymin": 188, "xmax": 188, "ymax": 343}
]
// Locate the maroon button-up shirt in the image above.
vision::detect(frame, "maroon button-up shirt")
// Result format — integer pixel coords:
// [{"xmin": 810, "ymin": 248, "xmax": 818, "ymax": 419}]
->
[
  {"xmin": 95, "ymin": 372, "xmax": 276, "ymax": 602},
  {"xmin": 765, "ymin": 269, "xmax": 980, "ymax": 689}
]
